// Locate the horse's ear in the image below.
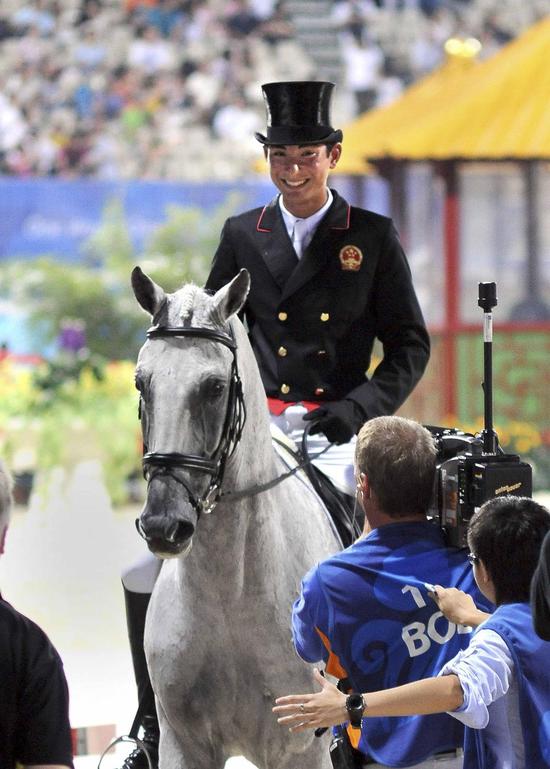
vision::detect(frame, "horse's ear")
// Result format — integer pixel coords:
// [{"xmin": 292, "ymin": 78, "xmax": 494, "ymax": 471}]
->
[
  {"xmin": 210, "ymin": 269, "xmax": 251, "ymax": 325},
  {"xmin": 131, "ymin": 266, "xmax": 166, "ymax": 317}
]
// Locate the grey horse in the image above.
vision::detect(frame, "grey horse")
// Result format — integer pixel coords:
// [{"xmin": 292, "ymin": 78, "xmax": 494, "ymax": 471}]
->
[{"xmin": 132, "ymin": 266, "xmax": 341, "ymax": 769}]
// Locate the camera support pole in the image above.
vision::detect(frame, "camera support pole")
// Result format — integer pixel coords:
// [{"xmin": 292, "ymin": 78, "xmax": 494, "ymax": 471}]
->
[{"xmin": 478, "ymin": 282, "xmax": 498, "ymax": 454}]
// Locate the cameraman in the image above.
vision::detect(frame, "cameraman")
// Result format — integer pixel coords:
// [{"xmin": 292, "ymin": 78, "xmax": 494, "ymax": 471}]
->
[
  {"xmin": 274, "ymin": 495, "xmax": 550, "ymax": 769},
  {"xmin": 284, "ymin": 415, "xmax": 492, "ymax": 768}
]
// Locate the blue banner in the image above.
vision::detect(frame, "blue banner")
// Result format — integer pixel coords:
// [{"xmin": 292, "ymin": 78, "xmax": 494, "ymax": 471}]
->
[
  {"xmin": 0, "ymin": 176, "xmax": 386, "ymax": 261},
  {"xmin": 0, "ymin": 178, "xmax": 277, "ymax": 260}
]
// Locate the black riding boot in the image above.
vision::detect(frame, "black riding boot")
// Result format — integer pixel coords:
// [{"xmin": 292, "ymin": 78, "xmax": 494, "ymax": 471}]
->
[{"xmin": 118, "ymin": 587, "xmax": 160, "ymax": 769}]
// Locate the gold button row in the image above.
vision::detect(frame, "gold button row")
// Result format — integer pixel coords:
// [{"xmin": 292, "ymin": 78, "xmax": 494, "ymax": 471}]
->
[
  {"xmin": 278, "ymin": 312, "xmax": 330, "ymax": 322},
  {"xmin": 280, "ymin": 384, "xmax": 326, "ymax": 396},
  {"xmin": 279, "ymin": 347, "xmax": 325, "ymax": 357}
]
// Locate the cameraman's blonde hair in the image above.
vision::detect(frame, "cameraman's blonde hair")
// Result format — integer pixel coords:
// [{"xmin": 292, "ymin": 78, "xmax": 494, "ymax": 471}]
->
[
  {"xmin": 0, "ymin": 459, "xmax": 14, "ymax": 530},
  {"xmin": 355, "ymin": 416, "xmax": 436, "ymax": 517}
]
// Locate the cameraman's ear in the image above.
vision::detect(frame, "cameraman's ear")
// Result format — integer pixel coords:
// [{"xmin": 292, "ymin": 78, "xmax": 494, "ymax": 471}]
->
[{"xmin": 359, "ymin": 473, "xmax": 371, "ymax": 499}]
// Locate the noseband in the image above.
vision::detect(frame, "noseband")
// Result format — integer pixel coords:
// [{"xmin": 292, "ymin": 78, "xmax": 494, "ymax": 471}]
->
[{"xmin": 140, "ymin": 323, "xmax": 246, "ymax": 518}]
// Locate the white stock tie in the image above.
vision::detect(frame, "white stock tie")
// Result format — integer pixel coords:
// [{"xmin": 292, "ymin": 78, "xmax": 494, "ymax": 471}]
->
[{"xmin": 292, "ymin": 219, "xmax": 307, "ymax": 259}]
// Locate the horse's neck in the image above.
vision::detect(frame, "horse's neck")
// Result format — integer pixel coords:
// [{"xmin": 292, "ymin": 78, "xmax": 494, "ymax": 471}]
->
[
  {"xmin": 179, "ymin": 335, "xmax": 289, "ymax": 591},
  {"xmin": 228, "ymin": 318, "xmax": 279, "ymax": 485}
]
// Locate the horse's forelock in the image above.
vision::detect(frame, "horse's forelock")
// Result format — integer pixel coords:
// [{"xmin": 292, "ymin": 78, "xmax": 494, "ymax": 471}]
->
[
  {"xmin": 163, "ymin": 284, "xmax": 207, "ymax": 326},
  {"xmin": 160, "ymin": 283, "xmax": 230, "ymax": 332}
]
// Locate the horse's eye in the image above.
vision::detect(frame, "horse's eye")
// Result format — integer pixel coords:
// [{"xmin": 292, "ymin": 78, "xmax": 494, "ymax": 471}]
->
[{"xmin": 203, "ymin": 378, "xmax": 226, "ymax": 401}]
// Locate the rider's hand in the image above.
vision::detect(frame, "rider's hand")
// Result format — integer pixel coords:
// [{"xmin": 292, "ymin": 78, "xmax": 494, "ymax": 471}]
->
[{"xmin": 302, "ymin": 400, "xmax": 365, "ymax": 444}]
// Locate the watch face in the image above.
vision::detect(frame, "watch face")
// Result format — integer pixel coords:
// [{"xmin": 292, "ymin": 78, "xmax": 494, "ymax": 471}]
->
[
  {"xmin": 346, "ymin": 693, "xmax": 364, "ymax": 728},
  {"xmin": 347, "ymin": 694, "xmax": 363, "ymax": 709}
]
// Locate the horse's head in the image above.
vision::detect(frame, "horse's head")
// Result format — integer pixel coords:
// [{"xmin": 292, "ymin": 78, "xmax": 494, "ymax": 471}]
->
[{"xmin": 132, "ymin": 266, "xmax": 250, "ymax": 557}]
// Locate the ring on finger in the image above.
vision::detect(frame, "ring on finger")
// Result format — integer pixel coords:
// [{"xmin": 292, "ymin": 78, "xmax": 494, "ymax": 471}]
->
[{"xmin": 300, "ymin": 703, "xmax": 305, "ymax": 713}]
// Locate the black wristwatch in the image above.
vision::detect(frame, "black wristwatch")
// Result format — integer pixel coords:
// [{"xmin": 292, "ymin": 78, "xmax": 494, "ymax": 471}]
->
[{"xmin": 345, "ymin": 693, "xmax": 365, "ymax": 728}]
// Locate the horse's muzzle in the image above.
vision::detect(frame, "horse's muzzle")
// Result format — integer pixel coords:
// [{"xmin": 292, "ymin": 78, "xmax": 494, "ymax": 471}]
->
[{"xmin": 137, "ymin": 475, "xmax": 198, "ymax": 556}]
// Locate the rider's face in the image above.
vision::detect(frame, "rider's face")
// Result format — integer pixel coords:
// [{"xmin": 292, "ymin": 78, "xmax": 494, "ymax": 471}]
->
[{"xmin": 266, "ymin": 143, "xmax": 341, "ymax": 218}]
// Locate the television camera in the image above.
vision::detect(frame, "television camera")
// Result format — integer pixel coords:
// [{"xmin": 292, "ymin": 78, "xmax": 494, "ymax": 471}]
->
[{"xmin": 427, "ymin": 282, "xmax": 532, "ymax": 548}]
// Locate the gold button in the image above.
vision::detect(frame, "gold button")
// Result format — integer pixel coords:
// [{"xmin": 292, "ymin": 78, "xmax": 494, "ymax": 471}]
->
[
  {"xmin": 278, "ymin": 311, "xmax": 288, "ymax": 321},
  {"xmin": 320, "ymin": 312, "xmax": 330, "ymax": 322},
  {"xmin": 278, "ymin": 346, "xmax": 287, "ymax": 357},
  {"xmin": 315, "ymin": 387, "xmax": 325, "ymax": 396},
  {"xmin": 280, "ymin": 384, "xmax": 290, "ymax": 395}
]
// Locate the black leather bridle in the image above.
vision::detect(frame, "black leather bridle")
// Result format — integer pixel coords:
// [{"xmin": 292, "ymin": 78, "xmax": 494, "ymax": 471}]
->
[{"xmin": 139, "ymin": 323, "xmax": 246, "ymax": 517}]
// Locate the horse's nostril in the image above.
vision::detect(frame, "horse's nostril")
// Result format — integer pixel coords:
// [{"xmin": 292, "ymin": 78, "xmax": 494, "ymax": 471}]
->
[
  {"xmin": 166, "ymin": 519, "xmax": 194, "ymax": 544},
  {"xmin": 135, "ymin": 517, "xmax": 147, "ymax": 540}
]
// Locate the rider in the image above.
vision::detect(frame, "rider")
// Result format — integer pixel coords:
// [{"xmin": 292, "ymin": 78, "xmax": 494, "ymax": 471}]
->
[
  {"xmin": 117, "ymin": 80, "xmax": 430, "ymax": 768},
  {"xmin": 206, "ymin": 80, "xmax": 430, "ymax": 493}
]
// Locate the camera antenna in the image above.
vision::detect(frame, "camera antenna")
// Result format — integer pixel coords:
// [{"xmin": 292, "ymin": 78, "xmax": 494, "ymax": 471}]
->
[{"xmin": 478, "ymin": 282, "xmax": 498, "ymax": 454}]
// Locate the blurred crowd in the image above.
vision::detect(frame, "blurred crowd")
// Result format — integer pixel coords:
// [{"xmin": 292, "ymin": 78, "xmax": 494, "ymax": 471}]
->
[{"xmin": 0, "ymin": 0, "xmax": 546, "ymax": 180}]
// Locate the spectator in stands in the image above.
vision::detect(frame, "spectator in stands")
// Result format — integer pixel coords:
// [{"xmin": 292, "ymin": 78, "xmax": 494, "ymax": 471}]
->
[
  {"xmin": 134, "ymin": 0, "xmax": 186, "ymax": 38},
  {"xmin": 0, "ymin": 458, "xmax": 74, "ymax": 769},
  {"xmin": 224, "ymin": 0, "xmax": 262, "ymax": 38},
  {"xmin": 341, "ymin": 32, "xmax": 385, "ymax": 114},
  {"xmin": 10, "ymin": 0, "xmax": 57, "ymax": 37},
  {"xmin": 211, "ymin": 92, "xmax": 262, "ymax": 141},
  {"xmin": 0, "ymin": 0, "xmax": 541, "ymax": 179},
  {"xmin": 274, "ymin": 495, "xmax": 550, "ymax": 769},
  {"xmin": 72, "ymin": 27, "xmax": 107, "ymax": 72},
  {"xmin": 256, "ymin": 0, "xmax": 295, "ymax": 46},
  {"xmin": 74, "ymin": 0, "xmax": 103, "ymax": 27},
  {"xmin": 0, "ymin": 12, "xmax": 15, "ymax": 41},
  {"xmin": 127, "ymin": 23, "xmax": 176, "ymax": 74}
]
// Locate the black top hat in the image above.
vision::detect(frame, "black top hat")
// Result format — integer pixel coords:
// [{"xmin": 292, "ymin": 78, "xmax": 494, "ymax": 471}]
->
[{"xmin": 255, "ymin": 81, "xmax": 343, "ymax": 146}]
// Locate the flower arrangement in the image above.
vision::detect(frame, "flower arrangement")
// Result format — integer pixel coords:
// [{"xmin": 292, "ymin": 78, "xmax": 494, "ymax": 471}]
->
[
  {"xmin": 0, "ymin": 356, "xmax": 143, "ymax": 506},
  {"xmin": 437, "ymin": 414, "xmax": 549, "ymax": 491}
]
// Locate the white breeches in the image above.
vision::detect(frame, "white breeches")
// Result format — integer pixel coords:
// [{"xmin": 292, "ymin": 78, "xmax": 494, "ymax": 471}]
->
[{"xmin": 270, "ymin": 404, "xmax": 356, "ymax": 496}]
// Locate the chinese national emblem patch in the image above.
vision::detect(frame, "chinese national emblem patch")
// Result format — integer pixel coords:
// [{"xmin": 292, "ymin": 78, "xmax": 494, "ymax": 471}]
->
[{"xmin": 339, "ymin": 245, "xmax": 363, "ymax": 271}]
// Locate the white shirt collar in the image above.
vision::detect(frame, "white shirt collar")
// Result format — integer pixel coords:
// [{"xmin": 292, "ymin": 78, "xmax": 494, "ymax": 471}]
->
[{"xmin": 279, "ymin": 189, "xmax": 333, "ymax": 251}]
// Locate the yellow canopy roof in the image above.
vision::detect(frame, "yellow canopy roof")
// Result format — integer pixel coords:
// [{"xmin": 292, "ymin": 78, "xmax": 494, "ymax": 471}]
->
[
  {"xmin": 337, "ymin": 54, "xmax": 479, "ymax": 172},
  {"xmin": 339, "ymin": 16, "xmax": 550, "ymax": 168}
]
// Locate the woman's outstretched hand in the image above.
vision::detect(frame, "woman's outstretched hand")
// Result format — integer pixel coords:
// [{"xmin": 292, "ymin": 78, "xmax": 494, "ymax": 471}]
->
[{"xmin": 273, "ymin": 669, "xmax": 347, "ymax": 733}]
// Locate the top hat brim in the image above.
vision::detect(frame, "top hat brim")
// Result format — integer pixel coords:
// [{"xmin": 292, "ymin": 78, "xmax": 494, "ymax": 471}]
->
[{"xmin": 255, "ymin": 127, "xmax": 343, "ymax": 146}]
